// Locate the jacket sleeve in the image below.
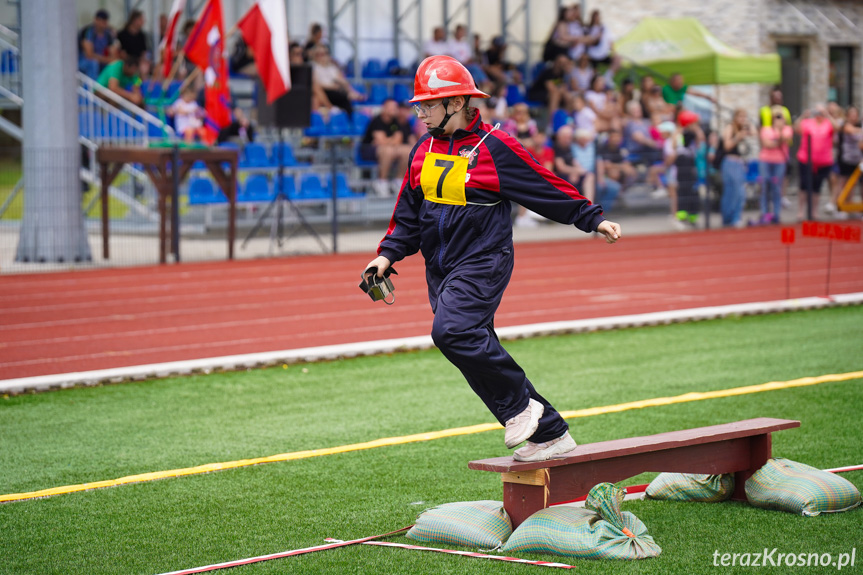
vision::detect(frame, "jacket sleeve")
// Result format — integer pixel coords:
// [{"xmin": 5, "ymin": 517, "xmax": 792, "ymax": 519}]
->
[
  {"xmin": 376, "ymin": 145, "xmax": 423, "ymax": 264},
  {"xmin": 487, "ymin": 134, "xmax": 605, "ymax": 233}
]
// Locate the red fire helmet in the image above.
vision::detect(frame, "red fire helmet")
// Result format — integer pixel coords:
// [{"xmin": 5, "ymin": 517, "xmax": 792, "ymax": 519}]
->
[{"xmin": 409, "ymin": 55, "xmax": 489, "ymax": 103}]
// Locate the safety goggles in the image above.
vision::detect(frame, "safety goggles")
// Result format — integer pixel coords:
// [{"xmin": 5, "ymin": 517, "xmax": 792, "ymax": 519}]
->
[{"xmin": 413, "ymin": 101, "xmax": 444, "ymax": 116}]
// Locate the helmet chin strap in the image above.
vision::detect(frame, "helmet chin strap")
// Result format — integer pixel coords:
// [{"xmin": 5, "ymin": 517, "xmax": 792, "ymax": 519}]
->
[{"xmin": 426, "ymin": 97, "xmax": 453, "ymax": 138}]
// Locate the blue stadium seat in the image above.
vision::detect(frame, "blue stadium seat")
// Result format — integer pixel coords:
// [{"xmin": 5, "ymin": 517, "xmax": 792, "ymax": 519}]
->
[
  {"xmin": 327, "ymin": 112, "xmax": 352, "ymax": 136},
  {"xmin": 531, "ymin": 61, "xmax": 547, "ymax": 79},
  {"xmin": 344, "ymin": 58, "xmax": 356, "ymax": 78},
  {"xmin": 354, "ymin": 141, "xmax": 377, "ymax": 168},
  {"xmin": 505, "ymin": 84, "xmax": 526, "ymax": 106},
  {"xmin": 552, "ymin": 109, "xmax": 573, "ymax": 132},
  {"xmin": 326, "ymin": 172, "xmax": 360, "ymax": 198},
  {"xmin": 271, "ymin": 141, "xmax": 308, "ymax": 167},
  {"xmin": 298, "ymin": 173, "xmax": 327, "ymax": 199},
  {"xmin": 188, "ymin": 178, "xmax": 227, "ymax": 205},
  {"xmin": 274, "ymin": 174, "xmax": 297, "ymax": 199},
  {"xmin": 352, "ymin": 113, "xmax": 371, "ymax": 137},
  {"xmin": 304, "ymin": 111, "xmax": 327, "ymax": 137},
  {"xmin": 351, "ymin": 82, "xmax": 366, "ymax": 98},
  {"xmin": 367, "ymin": 83, "xmax": 388, "ymax": 105},
  {"xmin": 392, "ymin": 83, "xmax": 410, "ymax": 103},
  {"xmin": 385, "ymin": 58, "xmax": 402, "ymax": 76},
  {"xmin": 363, "ymin": 58, "xmax": 384, "ymax": 78},
  {"xmin": 238, "ymin": 175, "xmax": 273, "ymax": 202},
  {"xmin": 164, "ymin": 81, "xmax": 182, "ymax": 101},
  {"xmin": 1, "ymin": 50, "xmax": 17, "ymax": 73},
  {"xmin": 240, "ymin": 142, "xmax": 273, "ymax": 168},
  {"xmin": 141, "ymin": 81, "xmax": 162, "ymax": 100}
]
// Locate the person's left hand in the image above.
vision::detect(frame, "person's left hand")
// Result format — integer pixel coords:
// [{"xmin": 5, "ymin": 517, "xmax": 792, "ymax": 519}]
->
[{"xmin": 596, "ymin": 220, "xmax": 621, "ymax": 244}]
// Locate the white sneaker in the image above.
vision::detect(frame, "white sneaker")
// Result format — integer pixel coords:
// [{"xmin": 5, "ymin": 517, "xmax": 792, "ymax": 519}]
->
[
  {"xmin": 650, "ymin": 187, "xmax": 668, "ymax": 199},
  {"xmin": 824, "ymin": 202, "xmax": 837, "ymax": 215},
  {"xmin": 513, "ymin": 432, "xmax": 577, "ymax": 462},
  {"xmin": 372, "ymin": 179, "xmax": 391, "ymax": 197},
  {"xmin": 670, "ymin": 215, "xmax": 687, "ymax": 231},
  {"xmin": 504, "ymin": 399, "xmax": 544, "ymax": 449},
  {"xmin": 390, "ymin": 179, "xmax": 404, "ymax": 194}
]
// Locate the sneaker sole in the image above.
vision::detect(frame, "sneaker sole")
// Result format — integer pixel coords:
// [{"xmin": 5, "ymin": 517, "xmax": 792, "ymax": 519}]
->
[
  {"xmin": 504, "ymin": 400, "xmax": 544, "ymax": 449},
  {"xmin": 513, "ymin": 436, "xmax": 578, "ymax": 462}
]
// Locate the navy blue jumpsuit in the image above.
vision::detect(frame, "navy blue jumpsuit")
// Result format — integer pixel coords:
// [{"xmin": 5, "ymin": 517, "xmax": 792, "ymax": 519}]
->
[{"xmin": 376, "ymin": 112, "xmax": 606, "ymax": 443}]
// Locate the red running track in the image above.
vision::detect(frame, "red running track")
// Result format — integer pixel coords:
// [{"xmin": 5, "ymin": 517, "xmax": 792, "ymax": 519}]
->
[{"xmin": 2, "ymin": 225, "xmax": 861, "ymax": 380}]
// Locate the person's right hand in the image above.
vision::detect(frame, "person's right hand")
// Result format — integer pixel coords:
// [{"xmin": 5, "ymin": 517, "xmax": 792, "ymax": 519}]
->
[{"xmin": 363, "ymin": 255, "xmax": 392, "ymax": 281}]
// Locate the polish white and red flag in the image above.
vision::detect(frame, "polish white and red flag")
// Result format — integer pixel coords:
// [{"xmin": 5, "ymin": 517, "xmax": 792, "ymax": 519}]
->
[
  {"xmin": 237, "ymin": 0, "xmax": 291, "ymax": 103},
  {"xmin": 160, "ymin": 0, "xmax": 187, "ymax": 77}
]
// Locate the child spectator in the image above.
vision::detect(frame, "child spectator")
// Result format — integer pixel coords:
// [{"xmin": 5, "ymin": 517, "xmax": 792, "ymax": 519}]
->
[
  {"xmin": 572, "ymin": 92, "xmax": 598, "ymax": 135},
  {"xmin": 503, "ymin": 103, "xmax": 539, "ymax": 148},
  {"xmin": 168, "ymin": 86, "xmax": 207, "ymax": 143}
]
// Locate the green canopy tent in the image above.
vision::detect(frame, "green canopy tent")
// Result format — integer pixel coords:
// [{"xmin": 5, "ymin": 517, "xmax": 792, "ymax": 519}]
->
[{"xmin": 614, "ymin": 17, "xmax": 781, "ymax": 86}]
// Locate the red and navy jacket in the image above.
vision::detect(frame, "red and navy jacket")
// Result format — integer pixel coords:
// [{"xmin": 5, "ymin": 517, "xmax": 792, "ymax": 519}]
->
[{"xmin": 377, "ymin": 112, "xmax": 605, "ymax": 277}]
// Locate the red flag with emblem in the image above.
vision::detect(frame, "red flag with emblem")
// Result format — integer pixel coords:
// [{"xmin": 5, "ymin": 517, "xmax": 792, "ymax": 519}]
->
[{"xmin": 183, "ymin": 0, "xmax": 231, "ymax": 143}]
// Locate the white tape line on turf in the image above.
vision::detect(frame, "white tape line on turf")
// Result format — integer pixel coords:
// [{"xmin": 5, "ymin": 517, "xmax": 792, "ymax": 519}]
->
[{"xmin": 3, "ymin": 293, "xmax": 862, "ymax": 394}]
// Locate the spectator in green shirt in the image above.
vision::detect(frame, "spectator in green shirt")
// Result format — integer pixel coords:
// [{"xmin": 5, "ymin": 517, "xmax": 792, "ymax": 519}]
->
[
  {"xmin": 97, "ymin": 55, "xmax": 143, "ymax": 106},
  {"xmin": 661, "ymin": 72, "xmax": 715, "ymax": 106}
]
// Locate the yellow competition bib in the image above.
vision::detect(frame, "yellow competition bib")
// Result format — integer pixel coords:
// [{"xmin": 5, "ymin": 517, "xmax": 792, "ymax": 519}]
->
[{"xmin": 420, "ymin": 152, "xmax": 468, "ymax": 206}]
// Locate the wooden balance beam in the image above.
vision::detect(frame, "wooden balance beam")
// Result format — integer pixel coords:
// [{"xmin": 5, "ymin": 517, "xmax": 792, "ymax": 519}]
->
[{"xmin": 468, "ymin": 417, "xmax": 800, "ymax": 528}]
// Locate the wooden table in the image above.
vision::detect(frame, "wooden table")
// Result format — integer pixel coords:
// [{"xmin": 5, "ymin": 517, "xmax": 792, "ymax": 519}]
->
[{"xmin": 96, "ymin": 146, "xmax": 238, "ymax": 264}]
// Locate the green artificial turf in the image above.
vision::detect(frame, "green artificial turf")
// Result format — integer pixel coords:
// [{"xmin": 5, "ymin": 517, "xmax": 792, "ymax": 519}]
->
[{"xmin": 1, "ymin": 306, "xmax": 861, "ymax": 574}]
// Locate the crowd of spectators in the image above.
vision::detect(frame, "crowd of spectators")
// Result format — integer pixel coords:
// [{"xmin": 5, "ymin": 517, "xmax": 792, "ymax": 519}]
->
[{"xmin": 76, "ymin": 7, "xmax": 862, "ymax": 228}]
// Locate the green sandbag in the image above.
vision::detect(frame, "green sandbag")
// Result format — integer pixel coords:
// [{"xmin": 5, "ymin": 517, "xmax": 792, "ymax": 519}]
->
[
  {"xmin": 406, "ymin": 500, "xmax": 512, "ymax": 549},
  {"xmin": 645, "ymin": 473, "xmax": 734, "ymax": 502},
  {"xmin": 745, "ymin": 458, "xmax": 862, "ymax": 516},
  {"xmin": 502, "ymin": 483, "xmax": 661, "ymax": 559}
]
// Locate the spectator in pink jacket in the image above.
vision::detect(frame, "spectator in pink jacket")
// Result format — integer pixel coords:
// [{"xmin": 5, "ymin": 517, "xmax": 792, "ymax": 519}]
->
[{"xmin": 795, "ymin": 104, "xmax": 834, "ymax": 220}]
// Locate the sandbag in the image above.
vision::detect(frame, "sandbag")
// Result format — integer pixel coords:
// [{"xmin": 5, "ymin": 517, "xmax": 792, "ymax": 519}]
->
[
  {"xmin": 406, "ymin": 500, "xmax": 512, "ymax": 549},
  {"xmin": 745, "ymin": 458, "xmax": 861, "ymax": 516},
  {"xmin": 502, "ymin": 483, "xmax": 661, "ymax": 559},
  {"xmin": 645, "ymin": 473, "xmax": 734, "ymax": 502}
]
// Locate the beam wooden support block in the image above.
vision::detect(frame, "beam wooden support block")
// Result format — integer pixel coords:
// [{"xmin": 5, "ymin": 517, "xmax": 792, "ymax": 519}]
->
[{"xmin": 469, "ymin": 418, "xmax": 800, "ymax": 529}]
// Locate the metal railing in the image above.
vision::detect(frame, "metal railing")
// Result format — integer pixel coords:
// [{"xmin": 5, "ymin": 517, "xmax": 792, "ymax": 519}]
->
[
  {"xmin": 77, "ymin": 72, "xmax": 176, "ymax": 148},
  {"xmin": 0, "ymin": 29, "xmax": 21, "ymax": 106},
  {"xmin": 77, "ymin": 73, "xmax": 177, "ymax": 224}
]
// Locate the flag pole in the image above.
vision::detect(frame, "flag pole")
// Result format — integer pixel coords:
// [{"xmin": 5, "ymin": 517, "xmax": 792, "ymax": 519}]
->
[{"xmin": 162, "ymin": 51, "xmax": 186, "ymax": 91}]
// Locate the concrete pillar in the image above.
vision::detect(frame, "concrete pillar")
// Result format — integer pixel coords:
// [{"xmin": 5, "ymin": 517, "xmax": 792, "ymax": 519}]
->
[{"xmin": 15, "ymin": 0, "xmax": 91, "ymax": 263}]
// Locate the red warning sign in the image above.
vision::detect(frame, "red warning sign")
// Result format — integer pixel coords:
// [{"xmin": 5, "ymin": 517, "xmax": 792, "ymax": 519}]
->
[
  {"xmin": 781, "ymin": 228, "xmax": 795, "ymax": 244},
  {"xmin": 801, "ymin": 221, "xmax": 861, "ymax": 243}
]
